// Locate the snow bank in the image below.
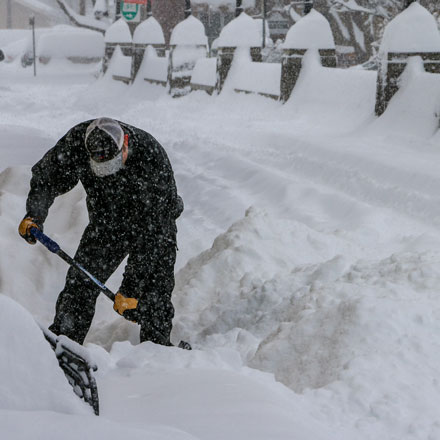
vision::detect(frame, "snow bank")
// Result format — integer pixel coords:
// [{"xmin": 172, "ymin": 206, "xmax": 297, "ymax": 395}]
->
[
  {"xmin": 0, "ymin": 411, "xmax": 198, "ymax": 440},
  {"xmin": 284, "ymin": 50, "xmax": 376, "ymax": 131},
  {"xmin": 170, "ymin": 15, "xmax": 208, "ymax": 47},
  {"xmin": 105, "ymin": 45, "xmax": 132, "ymax": 79},
  {"xmin": 95, "ymin": 340, "xmax": 341, "ymax": 440},
  {"xmin": 284, "ymin": 10, "xmax": 335, "ymax": 50},
  {"xmin": 139, "ymin": 45, "xmax": 168, "ymax": 83},
  {"xmin": 372, "ymin": 57, "xmax": 440, "ymax": 138},
  {"xmin": 173, "ymin": 205, "xmax": 440, "ymax": 439},
  {"xmin": 0, "ymin": 295, "xmax": 87, "ymax": 413},
  {"xmin": 379, "ymin": 2, "xmax": 440, "ymax": 54},
  {"xmin": 226, "ymin": 47, "xmax": 281, "ymax": 96},
  {"xmin": 133, "ymin": 17, "xmax": 165, "ymax": 45},
  {"xmin": 217, "ymin": 13, "xmax": 261, "ymax": 48},
  {"xmin": 105, "ymin": 18, "xmax": 132, "ymax": 44},
  {"xmin": 191, "ymin": 57, "xmax": 217, "ymax": 87}
]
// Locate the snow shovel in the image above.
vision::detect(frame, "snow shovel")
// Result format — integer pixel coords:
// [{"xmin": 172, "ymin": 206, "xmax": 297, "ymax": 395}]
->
[{"xmin": 30, "ymin": 227, "xmax": 192, "ymax": 350}]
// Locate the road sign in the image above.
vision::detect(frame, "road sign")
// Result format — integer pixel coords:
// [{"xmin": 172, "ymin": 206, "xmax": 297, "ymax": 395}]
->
[{"xmin": 121, "ymin": 1, "xmax": 141, "ymax": 22}]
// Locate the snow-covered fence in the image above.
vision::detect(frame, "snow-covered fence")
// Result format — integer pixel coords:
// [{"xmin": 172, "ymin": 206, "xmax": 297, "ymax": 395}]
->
[
  {"xmin": 280, "ymin": 10, "xmax": 336, "ymax": 103},
  {"xmin": 375, "ymin": 2, "xmax": 440, "ymax": 116},
  {"xmin": 37, "ymin": 27, "xmax": 104, "ymax": 65},
  {"xmin": 228, "ymin": 48, "xmax": 281, "ymax": 100},
  {"xmin": 190, "ymin": 57, "xmax": 217, "ymax": 94},
  {"xmin": 103, "ymin": 19, "xmax": 132, "ymax": 79},
  {"xmin": 142, "ymin": 45, "xmax": 168, "ymax": 87},
  {"xmin": 105, "ymin": 45, "xmax": 132, "ymax": 84},
  {"xmin": 168, "ymin": 15, "xmax": 208, "ymax": 97},
  {"xmin": 216, "ymin": 13, "xmax": 262, "ymax": 93},
  {"xmin": 132, "ymin": 17, "xmax": 166, "ymax": 81}
]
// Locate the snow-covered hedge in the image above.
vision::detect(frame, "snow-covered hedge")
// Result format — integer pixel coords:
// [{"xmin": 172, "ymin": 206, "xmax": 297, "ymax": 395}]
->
[
  {"xmin": 105, "ymin": 18, "xmax": 132, "ymax": 44},
  {"xmin": 170, "ymin": 15, "xmax": 208, "ymax": 47},
  {"xmin": 217, "ymin": 13, "xmax": 261, "ymax": 48},
  {"xmin": 284, "ymin": 10, "xmax": 335, "ymax": 50},
  {"xmin": 133, "ymin": 17, "xmax": 165, "ymax": 46},
  {"xmin": 379, "ymin": 3, "xmax": 440, "ymax": 54}
]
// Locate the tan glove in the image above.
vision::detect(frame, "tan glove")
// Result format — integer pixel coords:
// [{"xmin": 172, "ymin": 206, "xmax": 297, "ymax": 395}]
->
[
  {"xmin": 113, "ymin": 292, "xmax": 138, "ymax": 318},
  {"xmin": 18, "ymin": 217, "xmax": 41, "ymax": 245}
]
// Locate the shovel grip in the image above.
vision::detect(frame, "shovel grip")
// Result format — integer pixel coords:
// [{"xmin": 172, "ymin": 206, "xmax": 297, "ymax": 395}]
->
[{"xmin": 30, "ymin": 227, "xmax": 60, "ymax": 253}]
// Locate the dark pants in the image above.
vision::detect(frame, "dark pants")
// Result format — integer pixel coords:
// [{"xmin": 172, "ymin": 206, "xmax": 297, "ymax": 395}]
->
[{"xmin": 49, "ymin": 223, "xmax": 176, "ymax": 345}]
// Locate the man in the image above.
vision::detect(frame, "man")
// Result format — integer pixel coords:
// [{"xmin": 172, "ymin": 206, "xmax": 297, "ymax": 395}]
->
[{"xmin": 19, "ymin": 117, "xmax": 184, "ymax": 347}]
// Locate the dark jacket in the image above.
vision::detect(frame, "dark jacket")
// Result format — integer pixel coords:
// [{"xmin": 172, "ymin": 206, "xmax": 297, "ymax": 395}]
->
[{"xmin": 26, "ymin": 120, "xmax": 183, "ymax": 243}]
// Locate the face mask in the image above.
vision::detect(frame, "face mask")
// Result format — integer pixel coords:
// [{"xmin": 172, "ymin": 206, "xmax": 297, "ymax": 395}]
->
[{"xmin": 90, "ymin": 150, "xmax": 124, "ymax": 177}]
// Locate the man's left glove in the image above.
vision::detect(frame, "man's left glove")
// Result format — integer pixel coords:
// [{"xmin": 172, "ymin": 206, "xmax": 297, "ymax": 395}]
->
[
  {"xmin": 18, "ymin": 216, "xmax": 42, "ymax": 245},
  {"xmin": 113, "ymin": 292, "xmax": 138, "ymax": 322}
]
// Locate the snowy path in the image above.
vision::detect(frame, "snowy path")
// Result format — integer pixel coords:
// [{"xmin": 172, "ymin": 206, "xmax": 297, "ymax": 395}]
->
[{"xmin": 2, "ymin": 65, "xmax": 440, "ymax": 440}]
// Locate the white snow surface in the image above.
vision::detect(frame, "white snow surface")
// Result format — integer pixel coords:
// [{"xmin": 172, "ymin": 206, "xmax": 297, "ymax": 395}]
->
[
  {"xmin": 191, "ymin": 58, "xmax": 217, "ymax": 87},
  {"xmin": 170, "ymin": 15, "xmax": 208, "ymax": 47},
  {"xmin": 2, "ymin": 31, "xmax": 440, "ymax": 440},
  {"xmin": 379, "ymin": 2, "xmax": 440, "ymax": 54},
  {"xmin": 225, "ymin": 47, "xmax": 281, "ymax": 96},
  {"xmin": 138, "ymin": 46, "xmax": 168, "ymax": 83},
  {"xmin": 284, "ymin": 10, "xmax": 335, "ymax": 50},
  {"xmin": 37, "ymin": 26, "xmax": 105, "ymax": 59},
  {"xmin": 217, "ymin": 13, "xmax": 261, "ymax": 48},
  {"xmin": 133, "ymin": 17, "xmax": 165, "ymax": 46},
  {"xmin": 104, "ymin": 18, "xmax": 132, "ymax": 44}
]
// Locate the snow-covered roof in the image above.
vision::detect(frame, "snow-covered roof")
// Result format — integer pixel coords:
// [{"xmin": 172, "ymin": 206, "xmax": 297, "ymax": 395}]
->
[
  {"xmin": 170, "ymin": 15, "xmax": 208, "ymax": 46},
  {"xmin": 283, "ymin": 10, "xmax": 335, "ymax": 50},
  {"xmin": 104, "ymin": 18, "xmax": 132, "ymax": 44},
  {"xmin": 217, "ymin": 13, "xmax": 261, "ymax": 48},
  {"xmin": 133, "ymin": 17, "xmax": 165, "ymax": 45},
  {"xmin": 379, "ymin": 2, "xmax": 440, "ymax": 54}
]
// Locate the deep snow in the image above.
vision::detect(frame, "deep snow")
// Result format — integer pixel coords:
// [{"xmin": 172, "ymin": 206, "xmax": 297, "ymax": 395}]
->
[{"xmin": 1, "ymin": 51, "xmax": 440, "ymax": 440}]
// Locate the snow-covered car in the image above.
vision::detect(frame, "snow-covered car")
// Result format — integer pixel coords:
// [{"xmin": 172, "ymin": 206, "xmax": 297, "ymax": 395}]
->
[
  {"xmin": 37, "ymin": 26, "xmax": 104, "ymax": 64},
  {"xmin": 1, "ymin": 37, "xmax": 33, "ymax": 65}
]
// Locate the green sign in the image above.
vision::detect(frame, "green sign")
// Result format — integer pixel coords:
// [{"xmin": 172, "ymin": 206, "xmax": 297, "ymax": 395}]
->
[{"xmin": 121, "ymin": 1, "xmax": 140, "ymax": 22}]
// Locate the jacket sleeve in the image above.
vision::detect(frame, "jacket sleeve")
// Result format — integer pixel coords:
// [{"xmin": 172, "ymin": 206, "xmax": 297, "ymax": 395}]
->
[{"xmin": 26, "ymin": 127, "xmax": 83, "ymax": 223}]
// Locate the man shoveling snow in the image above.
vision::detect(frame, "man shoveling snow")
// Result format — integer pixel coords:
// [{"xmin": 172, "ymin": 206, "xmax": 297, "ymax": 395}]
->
[{"xmin": 18, "ymin": 117, "xmax": 184, "ymax": 348}]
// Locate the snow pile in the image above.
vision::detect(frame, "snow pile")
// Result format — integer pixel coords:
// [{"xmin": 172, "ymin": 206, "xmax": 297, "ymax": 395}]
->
[
  {"xmin": 217, "ymin": 13, "xmax": 261, "ymax": 48},
  {"xmin": 94, "ymin": 340, "xmax": 339, "ymax": 440},
  {"xmin": 133, "ymin": 17, "xmax": 165, "ymax": 45},
  {"xmin": 37, "ymin": 26, "xmax": 104, "ymax": 59},
  {"xmin": 170, "ymin": 15, "xmax": 208, "ymax": 47},
  {"xmin": 372, "ymin": 56, "xmax": 440, "ymax": 138},
  {"xmin": 191, "ymin": 58, "xmax": 217, "ymax": 87},
  {"xmin": 0, "ymin": 295, "xmax": 87, "ymax": 413},
  {"xmin": 138, "ymin": 45, "xmax": 168, "ymax": 83},
  {"xmin": 105, "ymin": 18, "xmax": 132, "ymax": 44},
  {"xmin": 379, "ymin": 2, "xmax": 440, "ymax": 54},
  {"xmin": 172, "ymin": 46, "xmax": 207, "ymax": 70},
  {"xmin": 173, "ymin": 206, "xmax": 440, "ymax": 439},
  {"xmin": 105, "ymin": 46, "xmax": 132, "ymax": 79},
  {"xmin": 225, "ymin": 47, "xmax": 281, "ymax": 96},
  {"xmin": 284, "ymin": 10, "xmax": 335, "ymax": 50},
  {"xmin": 285, "ymin": 50, "xmax": 376, "ymax": 131}
]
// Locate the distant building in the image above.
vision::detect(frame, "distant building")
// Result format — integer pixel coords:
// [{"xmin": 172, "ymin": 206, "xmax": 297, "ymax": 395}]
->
[{"xmin": 0, "ymin": 1, "xmax": 53, "ymax": 29}]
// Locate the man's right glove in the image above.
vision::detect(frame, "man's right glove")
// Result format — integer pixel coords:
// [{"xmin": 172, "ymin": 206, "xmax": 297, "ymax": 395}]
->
[
  {"xmin": 18, "ymin": 217, "xmax": 42, "ymax": 245},
  {"xmin": 113, "ymin": 292, "xmax": 138, "ymax": 322}
]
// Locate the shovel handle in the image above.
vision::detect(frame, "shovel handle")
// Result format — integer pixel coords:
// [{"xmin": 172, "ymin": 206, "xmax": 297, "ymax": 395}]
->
[{"xmin": 30, "ymin": 227, "xmax": 60, "ymax": 253}]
